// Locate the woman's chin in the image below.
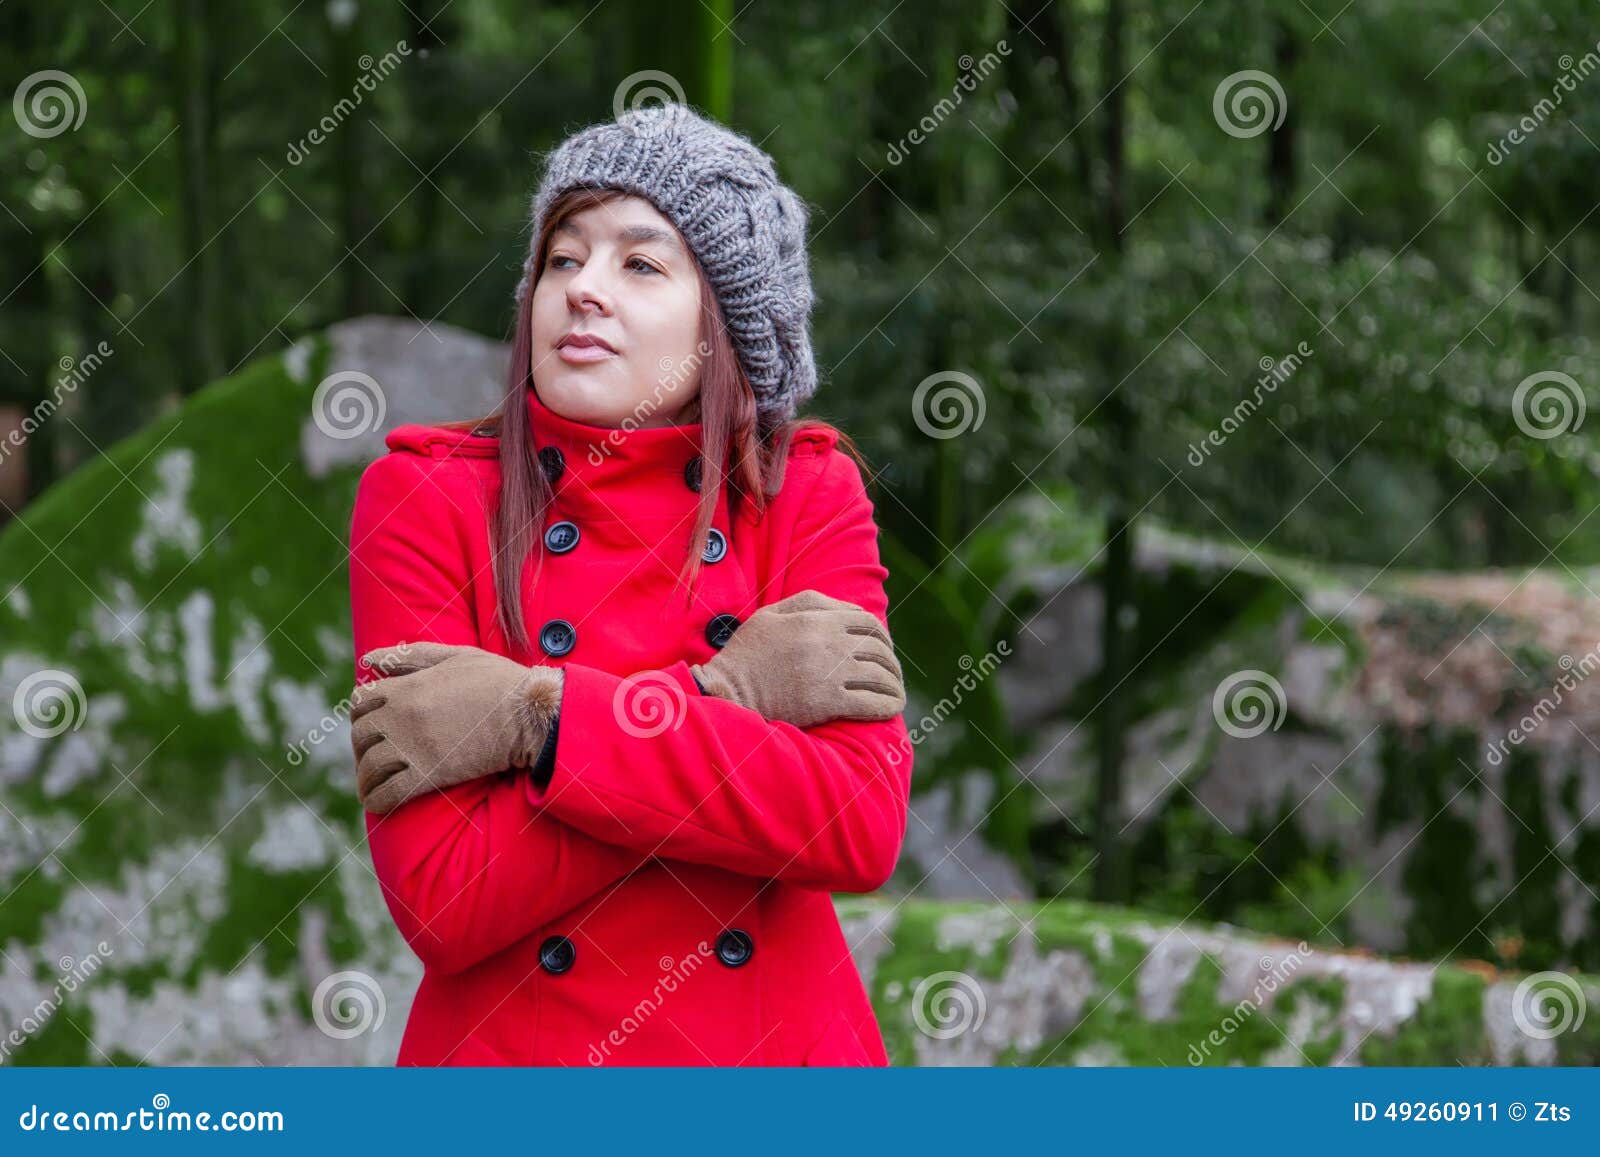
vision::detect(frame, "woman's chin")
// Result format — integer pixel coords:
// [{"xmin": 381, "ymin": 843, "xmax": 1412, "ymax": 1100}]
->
[{"xmin": 540, "ymin": 372, "xmax": 636, "ymax": 427}]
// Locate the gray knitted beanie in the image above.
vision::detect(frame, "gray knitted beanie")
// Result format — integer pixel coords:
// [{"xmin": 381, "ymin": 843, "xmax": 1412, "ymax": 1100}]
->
[{"xmin": 516, "ymin": 103, "xmax": 818, "ymax": 432}]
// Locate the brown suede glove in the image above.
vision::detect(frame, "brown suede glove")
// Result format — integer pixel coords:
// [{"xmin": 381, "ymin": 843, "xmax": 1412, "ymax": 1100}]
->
[
  {"xmin": 350, "ymin": 642, "xmax": 563, "ymax": 815},
  {"xmin": 690, "ymin": 589, "xmax": 907, "ymax": 729}
]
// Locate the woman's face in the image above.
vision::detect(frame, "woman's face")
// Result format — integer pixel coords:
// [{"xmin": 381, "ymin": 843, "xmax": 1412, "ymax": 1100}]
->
[{"xmin": 530, "ymin": 194, "xmax": 704, "ymax": 429}]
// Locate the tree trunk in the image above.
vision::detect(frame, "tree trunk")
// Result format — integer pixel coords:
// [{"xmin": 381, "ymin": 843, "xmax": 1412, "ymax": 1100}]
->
[
  {"xmin": 1091, "ymin": 0, "xmax": 1133, "ymax": 905},
  {"xmin": 173, "ymin": 0, "xmax": 223, "ymax": 391}
]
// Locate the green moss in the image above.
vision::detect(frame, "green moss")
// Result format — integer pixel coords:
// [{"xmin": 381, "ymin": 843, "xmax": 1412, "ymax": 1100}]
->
[
  {"xmin": 0, "ymin": 872, "xmax": 66, "ymax": 949},
  {"xmin": 197, "ymin": 855, "xmax": 348, "ymax": 980},
  {"xmin": 6, "ymin": 1004, "xmax": 93, "ymax": 1066},
  {"xmin": 0, "ymin": 333, "xmax": 384, "ymax": 979},
  {"xmin": 104, "ymin": 962, "xmax": 169, "ymax": 1000},
  {"xmin": 1358, "ymin": 968, "xmax": 1487, "ymax": 1065}
]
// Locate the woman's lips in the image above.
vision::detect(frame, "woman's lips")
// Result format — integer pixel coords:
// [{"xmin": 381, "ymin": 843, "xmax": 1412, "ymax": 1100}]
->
[{"xmin": 557, "ymin": 343, "xmax": 617, "ymax": 364}]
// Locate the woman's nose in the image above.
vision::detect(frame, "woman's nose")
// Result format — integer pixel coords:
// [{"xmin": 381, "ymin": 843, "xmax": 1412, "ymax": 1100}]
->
[{"xmin": 566, "ymin": 264, "xmax": 612, "ymax": 313}]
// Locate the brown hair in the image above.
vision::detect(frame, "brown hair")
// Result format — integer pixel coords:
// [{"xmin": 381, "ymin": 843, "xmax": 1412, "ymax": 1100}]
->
[{"xmin": 439, "ymin": 186, "xmax": 869, "ymax": 654}]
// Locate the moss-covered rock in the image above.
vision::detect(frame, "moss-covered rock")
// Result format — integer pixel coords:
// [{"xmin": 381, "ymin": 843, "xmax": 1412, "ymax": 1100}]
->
[
  {"xmin": 1, "ymin": 317, "xmax": 1591, "ymax": 1065},
  {"xmin": 838, "ymin": 898, "xmax": 1600, "ymax": 1067},
  {"xmin": 1004, "ymin": 517, "xmax": 1600, "ymax": 974}
]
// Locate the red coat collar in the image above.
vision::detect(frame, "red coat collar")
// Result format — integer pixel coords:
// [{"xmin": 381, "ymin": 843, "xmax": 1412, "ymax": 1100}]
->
[{"xmin": 527, "ymin": 385, "xmax": 710, "ymax": 521}]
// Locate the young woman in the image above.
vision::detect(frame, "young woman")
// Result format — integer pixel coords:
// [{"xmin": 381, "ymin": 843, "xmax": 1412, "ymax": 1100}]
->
[{"xmin": 346, "ymin": 104, "xmax": 914, "ymax": 1066}]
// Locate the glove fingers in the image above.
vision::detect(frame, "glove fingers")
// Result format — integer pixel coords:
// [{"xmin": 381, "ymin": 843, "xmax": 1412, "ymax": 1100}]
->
[
  {"xmin": 351, "ymin": 712, "xmax": 387, "ymax": 758},
  {"xmin": 852, "ymin": 645, "xmax": 904, "ymax": 684},
  {"xmin": 359, "ymin": 641, "xmax": 468, "ymax": 678},
  {"xmin": 842, "ymin": 619, "xmax": 892, "ymax": 648},
  {"xmin": 769, "ymin": 589, "xmax": 854, "ymax": 615},
  {"xmin": 837, "ymin": 682, "xmax": 908, "ymax": 720},
  {"xmin": 364, "ymin": 767, "xmax": 422, "ymax": 816},
  {"xmin": 844, "ymin": 667, "xmax": 905, "ymax": 701},
  {"xmin": 349, "ymin": 685, "xmax": 387, "ymax": 723},
  {"xmin": 356, "ymin": 738, "xmax": 409, "ymax": 802}
]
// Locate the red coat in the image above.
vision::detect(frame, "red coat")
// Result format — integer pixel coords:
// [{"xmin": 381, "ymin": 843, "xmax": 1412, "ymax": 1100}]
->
[{"xmin": 347, "ymin": 385, "xmax": 913, "ymax": 1066}]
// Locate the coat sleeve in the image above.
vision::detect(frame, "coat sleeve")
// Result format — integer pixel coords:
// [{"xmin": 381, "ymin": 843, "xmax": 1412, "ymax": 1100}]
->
[
  {"xmin": 349, "ymin": 450, "xmax": 647, "ymax": 976},
  {"xmin": 527, "ymin": 446, "xmax": 914, "ymax": 894}
]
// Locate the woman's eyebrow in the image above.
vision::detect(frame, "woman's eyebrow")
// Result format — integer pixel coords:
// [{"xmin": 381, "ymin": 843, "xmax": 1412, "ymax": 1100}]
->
[
  {"xmin": 556, "ymin": 219, "xmax": 684, "ymax": 256},
  {"xmin": 615, "ymin": 224, "xmax": 683, "ymax": 254}
]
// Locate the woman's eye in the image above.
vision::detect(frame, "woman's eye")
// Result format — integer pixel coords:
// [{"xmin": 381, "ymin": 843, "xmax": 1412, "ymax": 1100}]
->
[
  {"xmin": 547, "ymin": 254, "xmax": 576, "ymax": 269},
  {"xmin": 627, "ymin": 257, "xmax": 659, "ymax": 274}
]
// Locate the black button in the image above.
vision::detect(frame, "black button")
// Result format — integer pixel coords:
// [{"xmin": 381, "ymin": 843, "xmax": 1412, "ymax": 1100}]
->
[
  {"xmin": 539, "ymin": 618, "xmax": 576, "ymax": 657},
  {"xmin": 705, "ymin": 613, "xmax": 740, "ymax": 649},
  {"xmin": 715, "ymin": 928, "xmax": 753, "ymax": 968},
  {"xmin": 684, "ymin": 456, "xmax": 703, "ymax": 493},
  {"xmin": 701, "ymin": 528, "xmax": 727, "ymax": 564},
  {"xmin": 544, "ymin": 520, "xmax": 580, "ymax": 554},
  {"xmin": 538, "ymin": 934, "xmax": 575, "ymax": 975},
  {"xmin": 539, "ymin": 446, "xmax": 565, "ymax": 484}
]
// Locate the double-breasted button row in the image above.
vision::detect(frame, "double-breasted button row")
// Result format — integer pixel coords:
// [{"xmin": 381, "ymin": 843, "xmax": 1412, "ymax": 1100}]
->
[
  {"xmin": 531, "ymin": 451, "xmax": 735, "ymax": 658},
  {"xmin": 541, "ymin": 444, "xmax": 707, "ymax": 494},
  {"xmin": 536, "ymin": 929, "xmax": 753, "ymax": 976},
  {"xmin": 538, "ymin": 611, "xmax": 741, "ymax": 658}
]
